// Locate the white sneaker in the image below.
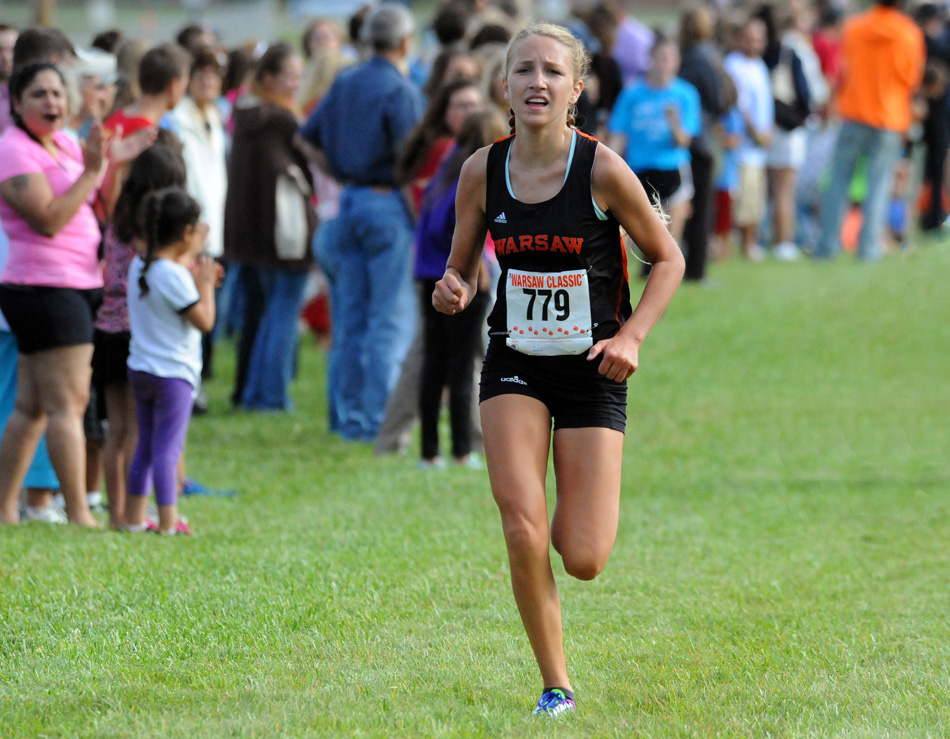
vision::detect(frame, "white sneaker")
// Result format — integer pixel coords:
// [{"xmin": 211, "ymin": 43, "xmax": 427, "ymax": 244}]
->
[
  {"xmin": 418, "ymin": 457, "xmax": 446, "ymax": 470},
  {"xmin": 746, "ymin": 243, "xmax": 765, "ymax": 262},
  {"xmin": 22, "ymin": 505, "xmax": 68, "ymax": 524},
  {"xmin": 86, "ymin": 491, "xmax": 104, "ymax": 510},
  {"xmin": 453, "ymin": 452, "xmax": 484, "ymax": 470},
  {"xmin": 774, "ymin": 242, "xmax": 801, "ymax": 261}
]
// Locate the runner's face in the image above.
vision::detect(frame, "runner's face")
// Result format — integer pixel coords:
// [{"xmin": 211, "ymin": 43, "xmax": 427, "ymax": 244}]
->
[{"xmin": 503, "ymin": 35, "xmax": 583, "ymax": 130}]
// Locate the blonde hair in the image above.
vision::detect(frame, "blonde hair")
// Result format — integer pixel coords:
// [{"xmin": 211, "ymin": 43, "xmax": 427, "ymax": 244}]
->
[
  {"xmin": 504, "ymin": 22, "xmax": 589, "ymax": 80},
  {"xmin": 503, "ymin": 22, "xmax": 589, "ymax": 133}
]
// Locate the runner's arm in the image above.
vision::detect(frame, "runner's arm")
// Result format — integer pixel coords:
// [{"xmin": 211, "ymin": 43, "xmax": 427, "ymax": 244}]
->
[{"xmin": 433, "ymin": 147, "xmax": 489, "ymax": 314}]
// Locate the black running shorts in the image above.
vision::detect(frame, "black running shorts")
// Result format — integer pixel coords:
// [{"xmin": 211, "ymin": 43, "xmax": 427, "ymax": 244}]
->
[{"xmin": 479, "ymin": 340, "xmax": 627, "ymax": 432}]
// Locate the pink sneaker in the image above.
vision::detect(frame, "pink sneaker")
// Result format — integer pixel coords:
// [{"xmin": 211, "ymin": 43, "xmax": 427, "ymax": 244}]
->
[
  {"xmin": 149, "ymin": 517, "xmax": 192, "ymax": 536},
  {"xmin": 169, "ymin": 518, "xmax": 192, "ymax": 536}
]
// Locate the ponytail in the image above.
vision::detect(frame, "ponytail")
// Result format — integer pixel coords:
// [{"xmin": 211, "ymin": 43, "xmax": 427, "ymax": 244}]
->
[
  {"xmin": 136, "ymin": 187, "xmax": 202, "ymax": 298},
  {"xmin": 138, "ymin": 190, "xmax": 167, "ymax": 297}
]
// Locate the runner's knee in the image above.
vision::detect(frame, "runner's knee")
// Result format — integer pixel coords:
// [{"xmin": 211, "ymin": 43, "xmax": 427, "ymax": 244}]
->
[
  {"xmin": 560, "ymin": 545, "xmax": 608, "ymax": 581},
  {"xmin": 500, "ymin": 510, "xmax": 548, "ymax": 556}
]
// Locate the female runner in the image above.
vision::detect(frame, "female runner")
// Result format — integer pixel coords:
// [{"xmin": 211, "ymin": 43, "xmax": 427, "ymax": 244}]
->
[{"xmin": 432, "ymin": 22, "xmax": 685, "ymax": 717}]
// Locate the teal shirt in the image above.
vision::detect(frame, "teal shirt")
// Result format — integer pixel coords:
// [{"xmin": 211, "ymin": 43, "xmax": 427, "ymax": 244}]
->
[{"xmin": 607, "ymin": 77, "xmax": 701, "ymax": 172}]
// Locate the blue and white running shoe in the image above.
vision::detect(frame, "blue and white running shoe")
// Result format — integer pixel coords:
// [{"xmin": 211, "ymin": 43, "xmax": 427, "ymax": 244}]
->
[{"xmin": 532, "ymin": 689, "xmax": 576, "ymax": 718}]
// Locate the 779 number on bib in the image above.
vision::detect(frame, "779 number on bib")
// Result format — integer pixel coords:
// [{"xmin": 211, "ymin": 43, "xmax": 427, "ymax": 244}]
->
[
  {"xmin": 505, "ymin": 268, "xmax": 593, "ymax": 356},
  {"xmin": 522, "ymin": 287, "xmax": 569, "ymax": 321}
]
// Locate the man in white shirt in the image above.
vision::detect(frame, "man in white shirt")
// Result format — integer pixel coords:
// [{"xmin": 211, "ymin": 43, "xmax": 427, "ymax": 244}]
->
[{"xmin": 724, "ymin": 18, "xmax": 775, "ymax": 260}]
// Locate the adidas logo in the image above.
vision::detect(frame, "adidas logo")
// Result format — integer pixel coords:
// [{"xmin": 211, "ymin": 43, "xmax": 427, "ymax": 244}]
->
[
  {"xmin": 501, "ymin": 375, "xmax": 527, "ymax": 386},
  {"xmin": 494, "ymin": 212, "xmax": 507, "ymax": 224}
]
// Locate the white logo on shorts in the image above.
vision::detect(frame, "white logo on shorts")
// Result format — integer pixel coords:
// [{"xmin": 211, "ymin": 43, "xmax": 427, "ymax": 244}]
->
[
  {"xmin": 501, "ymin": 375, "xmax": 527, "ymax": 385},
  {"xmin": 494, "ymin": 212, "xmax": 507, "ymax": 224}
]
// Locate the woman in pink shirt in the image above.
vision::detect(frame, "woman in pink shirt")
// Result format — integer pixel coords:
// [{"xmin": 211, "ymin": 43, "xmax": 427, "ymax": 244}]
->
[{"xmin": 0, "ymin": 62, "xmax": 146, "ymax": 525}]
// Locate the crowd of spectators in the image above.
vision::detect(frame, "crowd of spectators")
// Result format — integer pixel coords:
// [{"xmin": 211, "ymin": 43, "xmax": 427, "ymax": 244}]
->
[{"xmin": 0, "ymin": 0, "xmax": 941, "ymax": 526}]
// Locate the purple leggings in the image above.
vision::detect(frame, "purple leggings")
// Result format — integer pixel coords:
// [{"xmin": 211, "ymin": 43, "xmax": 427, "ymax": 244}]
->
[{"xmin": 127, "ymin": 369, "xmax": 194, "ymax": 507}]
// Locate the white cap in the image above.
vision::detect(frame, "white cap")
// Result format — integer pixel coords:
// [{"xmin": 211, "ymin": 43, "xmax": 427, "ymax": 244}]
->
[{"xmin": 74, "ymin": 47, "xmax": 117, "ymax": 84}]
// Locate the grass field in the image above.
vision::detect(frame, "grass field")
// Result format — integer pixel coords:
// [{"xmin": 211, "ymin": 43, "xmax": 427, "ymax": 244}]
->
[{"xmin": 1, "ymin": 243, "xmax": 949, "ymax": 737}]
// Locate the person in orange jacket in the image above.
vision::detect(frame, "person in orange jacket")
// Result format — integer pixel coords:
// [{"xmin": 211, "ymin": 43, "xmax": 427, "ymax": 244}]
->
[{"xmin": 815, "ymin": 0, "xmax": 925, "ymax": 261}]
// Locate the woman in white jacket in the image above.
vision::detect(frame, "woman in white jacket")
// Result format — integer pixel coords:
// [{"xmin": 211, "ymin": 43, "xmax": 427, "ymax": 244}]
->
[{"xmin": 169, "ymin": 47, "xmax": 228, "ymax": 379}]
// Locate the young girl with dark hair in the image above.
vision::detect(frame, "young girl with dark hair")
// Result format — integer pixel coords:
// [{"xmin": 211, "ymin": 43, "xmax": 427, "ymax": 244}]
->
[
  {"xmin": 415, "ymin": 110, "xmax": 504, "ymax": 469},
  {"xmin": 124, "ymin": 188, "xmax": 216, "ymax": 535},
  {"xmin": 94, "ymin": 136, "xmax": 187, "ymax": 529}
]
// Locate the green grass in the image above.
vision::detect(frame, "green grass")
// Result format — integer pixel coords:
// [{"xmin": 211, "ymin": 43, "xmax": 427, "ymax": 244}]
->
[{"xmin": 2, "ymin": 242, "xmax": 950, "ymax": 737}]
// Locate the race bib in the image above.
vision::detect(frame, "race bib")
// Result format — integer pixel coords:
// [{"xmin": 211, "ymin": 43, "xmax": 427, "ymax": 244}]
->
[{"xmin": 505, "ymin": 269, "xmax": 593, "ymax": 356}]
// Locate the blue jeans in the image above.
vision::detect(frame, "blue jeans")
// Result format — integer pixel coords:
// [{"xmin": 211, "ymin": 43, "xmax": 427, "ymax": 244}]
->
[
  {"xmin": 235, "ymin": 265, "xmax": 308, "ymax": 411},
  {"xmin": 313, "ymin": 216, "xmax": 345, "ymax": 434},
  {"xmin": 330, "ymin": 186, "xmax": 416, "ymax": 440},
  {"xmin": 815, "ymin": 121, "xmax": 902, "ymax": 261},
  {"xmin": 214, "ymin": 259, "xmax": 241, "ymax": 340}
]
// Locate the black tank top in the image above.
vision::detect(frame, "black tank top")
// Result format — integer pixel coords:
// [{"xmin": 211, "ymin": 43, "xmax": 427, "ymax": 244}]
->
[{"xmin": 485, "ymin": 130, "xmax": 632, "ymax": 350}]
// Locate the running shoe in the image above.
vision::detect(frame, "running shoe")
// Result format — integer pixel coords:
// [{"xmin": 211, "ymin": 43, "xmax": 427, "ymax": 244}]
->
[{"xmin": 532, "ymin": 689, "xmax": 576, "ymax": 718}]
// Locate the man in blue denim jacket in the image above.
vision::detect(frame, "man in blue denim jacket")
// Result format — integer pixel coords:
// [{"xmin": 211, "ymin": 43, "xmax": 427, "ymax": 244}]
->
[{"xmin": 301, "ymin": 3, "xmax": 424, "ymax": 441}]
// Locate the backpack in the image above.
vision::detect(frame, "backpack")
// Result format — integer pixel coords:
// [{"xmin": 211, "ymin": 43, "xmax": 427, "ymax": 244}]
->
[{"xmin": 771, "ymin": 45, "xmax": 808, "ymax": 131}]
